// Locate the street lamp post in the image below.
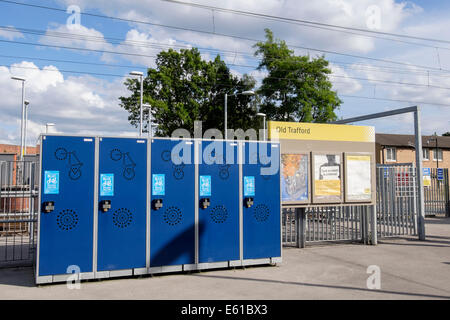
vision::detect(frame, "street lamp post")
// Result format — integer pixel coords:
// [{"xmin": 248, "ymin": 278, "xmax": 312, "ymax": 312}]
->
[
  {"xmin": 11, "ymin": 76, "xmax": 26, "ymax": 160},
  {"xmin": 224, "ymin": 90, "xmax": 255, "ymax": 139},
  {"xmin": 143, "ymin": 103, "xmax": 152, "ymax": 139},
  {"xmin": 130, "ymin": 71, "xmax": 144, "ymax": 137},
  {"xmin": 24, "ymin": 100, "xmax": 30, "ymax": 156},
  {"xmin": 256, "ymin": 112, "xmax": 266, "ymax": 141},
  {"xmin": 46, "ymin": 123, "xmax": 55, "ymax": 134}
]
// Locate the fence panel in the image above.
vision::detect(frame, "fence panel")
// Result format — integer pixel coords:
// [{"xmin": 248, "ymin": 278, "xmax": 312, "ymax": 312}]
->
[
  {"xmin": 282, "ymin": 205, "xmax": 367, "ymax": 246},
  {"xmin": 0, "ymin": 161, "xmax": 38, "ymax": 268},
  {"xmin": 375, "ymin": 165, "xmax": 417, "ymax": 238},
  {"xmin": 424, "ymin": 168, "xmax": 449, "ymax": 217}
]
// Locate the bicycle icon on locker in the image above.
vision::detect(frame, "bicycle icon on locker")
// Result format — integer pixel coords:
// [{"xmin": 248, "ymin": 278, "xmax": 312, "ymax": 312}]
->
[
  {"xmin": 54, "ymin": 147, "xmax": 83, "ymax": 180},
  {"xmin": 110, "ymin": 149, "xmax": 137, "ymax": 180}
]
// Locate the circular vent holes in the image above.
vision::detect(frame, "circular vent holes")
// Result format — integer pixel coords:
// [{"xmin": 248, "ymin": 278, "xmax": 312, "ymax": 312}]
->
[
  {"xmin": 254, "ymin": 204, "xmax": 270, "ymax": 223},
  {"xmin": 56, "ymin": 209, "xmax": 79, "ymax": 231},
  {"xmin": 210, "ymin": 205, "xmax": 228, "ymax": 224},
  {"xmin": 113, "ymin": 208, "xmax": 133, "ymax": 228},
  {"xmin": 163, "ymin": 206, "xmax": 183, "ymax": 226}
]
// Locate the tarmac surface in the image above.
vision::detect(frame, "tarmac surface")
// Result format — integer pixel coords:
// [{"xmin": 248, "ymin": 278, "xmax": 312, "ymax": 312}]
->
[{"xmin": 0, "ymin": 217, "xmax": 449, "ymax": 300}]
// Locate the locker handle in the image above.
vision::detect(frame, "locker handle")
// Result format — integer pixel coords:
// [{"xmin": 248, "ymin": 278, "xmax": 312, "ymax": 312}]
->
[
  {"xmin": 200, "ymin": 198, "xmax": 210, "ymax": 210},
  {"xmin": 99, "ymin": 200, "xmax": 111, "ymax": 213},
  {"xmin": 244, "ymin": 197, "xmax": 254, "ymax": 208},
  {"xmin": 42, "ymin": 201, "xmax": 55, "ymax": 213},
  {"xmin": 152, "ymin": 199, "xmax": 163, "ymax": 211}
]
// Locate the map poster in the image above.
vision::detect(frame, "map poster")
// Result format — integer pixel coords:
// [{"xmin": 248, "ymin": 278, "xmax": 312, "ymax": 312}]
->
[
  {"xmin": 281, "ymin": 154, "xmax": 308, "ymax": 202},
  {"xmin": 345, "ymin": 155, "xmax": 372, "ymax": 201},
  {"xmin": 313, "ymin": 154, "xmax": 341, "ymax": 201}
]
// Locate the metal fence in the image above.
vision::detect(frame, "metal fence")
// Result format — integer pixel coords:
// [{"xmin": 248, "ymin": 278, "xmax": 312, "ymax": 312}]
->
[
  {"xmin": 0, "ymin": 161, "xmax": 38, "ymax": 268},
  {"xmin": 375, "ymin": 165, "xmax": 417, "ymax": 238},
  {"xmin": 424, "ymin": 168, "xmax": 449, "ymax": 217},
  {"xmin": 283, "ymin": 205, "xmax": 371, "ymax": 246}
]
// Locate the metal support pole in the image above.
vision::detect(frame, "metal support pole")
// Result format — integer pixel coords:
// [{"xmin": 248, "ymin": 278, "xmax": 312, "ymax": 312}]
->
[
  {"xmin": 24, "ymin": 103, "xmax": 28, "ymax": 157},
  {"xmin": 263, "ymin": 116, "xmax": 266, "ymax": 141},
  {"xmin": 371, "ymin": 204, "xmax": 378, "ymax": 245},
  {"xmin": 296, "ymin": 208, "xmax": 306, "ymax": 248},
  {"xmin": 20, "ymin": 81, "xmax": 25, "ymax": 160},
  {"xmin": 414, "ymin": 108, "xmax": 426, "ymax": 240},
  {"xmin": 139, "ymin": 75, "xmax": 143, "ymax": 137},
  {"xmin": 224, "ymin": 93, "xmax": 228, "ymax": 140}
]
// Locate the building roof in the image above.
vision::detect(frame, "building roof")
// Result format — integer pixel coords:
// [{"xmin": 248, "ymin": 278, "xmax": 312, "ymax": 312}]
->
[{"xmin": 376, "ymin": 133, "xmax": 450, "ymax": 149}]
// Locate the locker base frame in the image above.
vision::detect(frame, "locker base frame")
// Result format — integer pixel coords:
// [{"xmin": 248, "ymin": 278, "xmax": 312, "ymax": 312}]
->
[
  {"xmin": 36, "ymin": 272, "xmax": 94, "ymax": 285},
  {"xmin": 35, "ymin": 258, "xmax": 282, "ymax": 285}
]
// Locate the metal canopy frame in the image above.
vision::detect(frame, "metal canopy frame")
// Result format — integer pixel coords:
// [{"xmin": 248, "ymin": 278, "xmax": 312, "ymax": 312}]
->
[{"xmin": 333, "ymin": 106, "xmax": 426, "ymax": 240}]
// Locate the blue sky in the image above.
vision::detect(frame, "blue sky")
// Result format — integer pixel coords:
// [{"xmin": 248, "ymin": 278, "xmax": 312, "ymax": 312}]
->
[{"xmin": 0, "ymin": 0, "xmax": 449, "ymax": 146}]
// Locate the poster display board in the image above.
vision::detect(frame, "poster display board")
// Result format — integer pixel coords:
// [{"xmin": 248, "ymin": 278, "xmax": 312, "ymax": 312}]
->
[
  {"xmin": 312, "ymin": 153, "xmax": 342, "ymax": 203},
  {"xmin": 344, "ymin": 153, "xmax": 372, "ymax": 202},
  {"xmin": 268, "ymin": 121, "xmax": 375, "ymax": 207},
  {"xmin": 281, "ymin": 154, "xmax": 309, "ymax": 204}
]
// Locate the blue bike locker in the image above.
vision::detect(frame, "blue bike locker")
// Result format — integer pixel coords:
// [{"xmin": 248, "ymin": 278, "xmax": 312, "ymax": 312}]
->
[
  {"xmin": 150, "ymin": 138, "xmax": 195, "ymax": 267},
  {"xmin": 97, "ymin": 137, "xmax": 147, "ymax": 272},
  {"xmin": 242, "ymin": 141, "xmax": 281, "ymax": 260},
  {"xmin": 38, "ymin": 135, "xmax": 95, "ymax": 277},
  {"xmin": 198, "ymin": 140, "xmax": 240, "ymax": 263}
]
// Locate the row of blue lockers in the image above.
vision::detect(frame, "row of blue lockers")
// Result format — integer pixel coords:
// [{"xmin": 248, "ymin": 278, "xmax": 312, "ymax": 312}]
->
[{"xmin": 36, "ymin": 135, "xmax": 281, "ymax": 283}]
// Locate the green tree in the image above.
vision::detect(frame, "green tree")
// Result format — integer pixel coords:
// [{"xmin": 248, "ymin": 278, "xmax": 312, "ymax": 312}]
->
[
  {"xmin": 254, "ymin": 29, "xmax": 341, "ymax": 122},
  {"xmin": 119, "ymin": 48, "xmax": 257, "ymax": 137},
  {"xmin": 442, "ymin": 132, "xmax": 450, "ymax": 136}
]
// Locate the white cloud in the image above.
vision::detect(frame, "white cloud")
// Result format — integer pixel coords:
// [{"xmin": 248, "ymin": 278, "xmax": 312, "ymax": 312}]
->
[
  {"xmin": 0, "ymin": 26, "xmax": 24, "ymax": 40},
  {"xmin": 330, "ymin": 64, "xmax": 362, "ymax": 94},
  {"xmin": 0, "ymin": 62, "xmax": 137, "ymax": 145}
]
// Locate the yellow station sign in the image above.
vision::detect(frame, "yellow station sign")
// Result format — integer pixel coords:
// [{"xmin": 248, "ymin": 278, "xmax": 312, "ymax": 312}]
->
[{"xmin": 268, "ymin": 121, "xmax": 375, "ymax": 143}]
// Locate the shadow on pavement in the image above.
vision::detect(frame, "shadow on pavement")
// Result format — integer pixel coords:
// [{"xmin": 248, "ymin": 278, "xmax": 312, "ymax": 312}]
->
[
  {"xmin": 0, "ymin": 266, "xmax": 35, "ymax": 288},
  {"xmin": 191, "ymin": 273, "xmax": 450, "ymax": 300}
]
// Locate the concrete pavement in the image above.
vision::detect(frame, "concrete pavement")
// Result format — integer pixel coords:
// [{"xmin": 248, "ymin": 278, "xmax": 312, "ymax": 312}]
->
[{"xmin": 0, "ymin": 217, "xmax": 449, "ymax": 299}]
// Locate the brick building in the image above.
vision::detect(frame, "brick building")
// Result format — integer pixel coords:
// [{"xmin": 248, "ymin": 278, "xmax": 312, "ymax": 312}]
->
[
  {"xmin": 0, "ymin": 144, "xmax": 38, "ymax": 161},
  {"xmin": 375, "ymin": 133, "xmax": 450, "ymax": 169}
]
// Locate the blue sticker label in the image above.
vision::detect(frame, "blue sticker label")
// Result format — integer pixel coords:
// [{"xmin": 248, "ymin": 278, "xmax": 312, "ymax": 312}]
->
[
  {"xmin": 44, "ymin": 171, "xmax": 59, "ymax": 194},
  {"xmin": 152, "ymin": 174, "xmax": 165, "ymax": 196},
  {"xmin": 437, "ymin": 168, "xmax": 444, "ymax": 181},
  {"xmin": 244, "ymin": 176, "xmax": 255, "ymax": 196},
  {"xmin": 100, "ymin": 174, "xmax": 114, "ymax": 196},
  {"xmin": 200, "ymin": 175, "xmax": 212, "ymax": 196}
]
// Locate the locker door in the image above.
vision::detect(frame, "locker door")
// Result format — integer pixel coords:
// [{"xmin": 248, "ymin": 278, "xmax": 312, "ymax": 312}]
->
[
  {"xmin": 38, "ymin": 136, "xmax": 95, "ymax": 276},
  {"xmin": 150, "ymin": 139, "xmax": 195, "ymax": 267},
  {"xmin": 198, "ymin": 140, "xmax": 239, "ymax": 263},
  {"xmin": 242, "ymin": 142, "xmax": 281, "ymax": 260},
  {"xmin": 97, "ymin": 138, "xmax": 147, "ymax": 271}
]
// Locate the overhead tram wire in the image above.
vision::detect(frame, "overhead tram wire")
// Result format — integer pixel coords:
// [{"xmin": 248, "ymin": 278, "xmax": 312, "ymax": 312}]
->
[
  {"xmin": 163, "ymin": 0, "xmax": 450, "ymax": 46},
  {"xmin": 4, "ymin": 58, "xmax": 450, "ymax": 93},
  {"xmin": 6, "ymin": 63, "xmax": 450, "ymax": 108},
  {"xmin": 2, "ymin": 25, "xmax": 450, "ymax": 79},
  {"xmin": 1, "ymin": 0, "xmax": 449, "ymax": 73},
  {"xmin": 5, "ymin": 0, "xmax": 450, "ymax": 51},
  {"xmin": 5, "ymin": 63, "xmax": 450, "ymax": 108}
]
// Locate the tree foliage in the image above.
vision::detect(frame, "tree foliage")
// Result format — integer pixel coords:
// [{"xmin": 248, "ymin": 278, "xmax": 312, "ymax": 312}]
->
[
  {"xmin": 119, "ymin": 48, "xmax": 257, "ymax": 137},
  {"xmin": 254, "ymin": 29, "xmax": 341, "ymax": 123}
]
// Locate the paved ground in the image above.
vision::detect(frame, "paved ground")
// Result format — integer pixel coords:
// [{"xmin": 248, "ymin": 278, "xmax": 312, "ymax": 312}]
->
[{"xmin": 0, "ymin": 217, "xmax": 449, "ymax": 300}]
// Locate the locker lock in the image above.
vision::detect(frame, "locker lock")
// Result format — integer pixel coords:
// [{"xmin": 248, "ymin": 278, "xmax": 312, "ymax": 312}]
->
[
  {"xmin": 42, "ymin": 201, "xmax": 55, "ymax": 213},
  {"xmin": 100, "ymin": 200, "xmax": 111, "ymax": 213},
  {"xmin": 152, "ymin": 199, "xmax": 163, "ymax": 211},
  {"xmin": 200, "ymin": 198, "xmax": 210, "ymax": 210},
  {"xmin": 244, "ymin": 197, "xmax": 254, "ymax": 208}
]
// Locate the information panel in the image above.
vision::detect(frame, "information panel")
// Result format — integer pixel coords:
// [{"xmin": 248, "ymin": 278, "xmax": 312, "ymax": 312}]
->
[
  {"xmin": 312, "ymin": 153, "xmax": 342, "ymax": 203},
  {"xmin": 281, "ymin": 154, "xmax": 309, "ymax": 203},
  {"xmin": 345, "ymin": 154, "xmax": 372, "ymax": 202}
]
